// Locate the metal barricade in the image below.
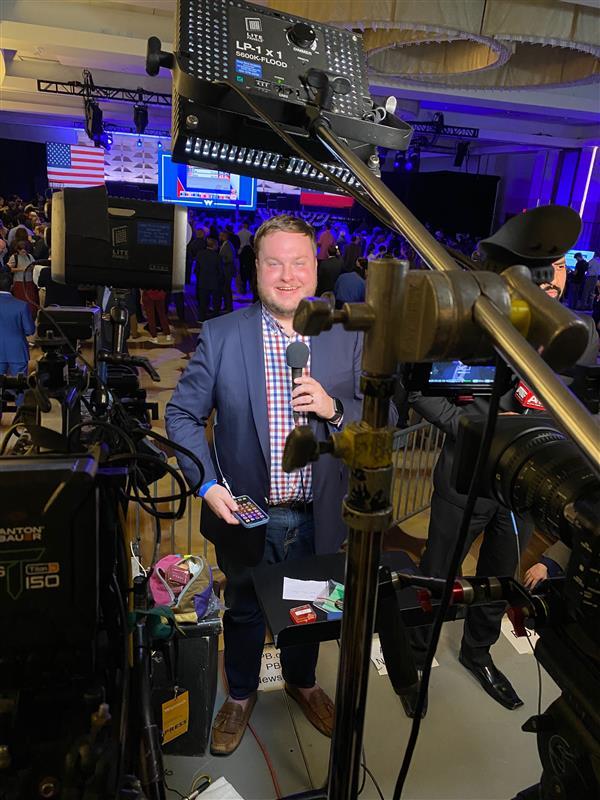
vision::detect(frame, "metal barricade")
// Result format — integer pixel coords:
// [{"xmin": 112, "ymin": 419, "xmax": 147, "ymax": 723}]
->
[
  {"xmin": 131, "ymin": 467, "xmax": 210, "ymax": 565},
  {"xmin": 392, "ymin": 420, "xmax": 444, "ymax": 524},
  {"xmin": 132, "ymin": 420, "xmax": 443, "ymax": 562}
]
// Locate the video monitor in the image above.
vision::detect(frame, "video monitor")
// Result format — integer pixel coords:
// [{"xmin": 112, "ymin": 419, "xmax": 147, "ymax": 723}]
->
[
  {"xmin": 158, "ymin": 152, "xmax": 257, "ymax": 210},
  {"xmin": 564, "ymin": 249, "xmax": 595, "ymax": 270},
  {"xmin": 426, "ymin": 361, "xmax": 496, "ymax": 395}
]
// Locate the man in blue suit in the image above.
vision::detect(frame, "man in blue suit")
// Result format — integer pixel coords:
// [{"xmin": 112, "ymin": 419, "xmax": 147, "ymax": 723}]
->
[
  {"xmin": 0, "ymin": 272, "xmax": 34, "ymax": 418},
  {"xmin": 166, "ymin": 215, "xmax": 363, "ymax": 755}
]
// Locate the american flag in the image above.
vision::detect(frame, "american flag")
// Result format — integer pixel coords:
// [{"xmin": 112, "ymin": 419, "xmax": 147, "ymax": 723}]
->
[{"xmin": 46, "ymin": 142, "xmax": 105, "ymax": 187}]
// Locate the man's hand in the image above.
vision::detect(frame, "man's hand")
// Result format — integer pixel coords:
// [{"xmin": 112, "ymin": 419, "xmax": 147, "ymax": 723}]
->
[
  {"xmin": 292, "ymin": 376, "xmax": 335, "ymax": 420},
  {"xmin": 203, "ymin": 484, "xmax": 240, "ymax": 525},
  {"xmin": 523, "ymin": 562, "xmax": 548, "ymax": 590}
]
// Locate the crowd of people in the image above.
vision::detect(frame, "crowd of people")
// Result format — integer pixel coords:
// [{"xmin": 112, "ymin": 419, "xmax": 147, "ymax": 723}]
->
[
  {"xmin": 185, "ymin": 210, "xmax": 485, "ymax": 320},
  {"xmin": 1, "ymin": 193, "xmax": 599, "ymax": 362},
  {"xmin": 1, "ymin": 193, "xmax": 599, "ymax": 761}
]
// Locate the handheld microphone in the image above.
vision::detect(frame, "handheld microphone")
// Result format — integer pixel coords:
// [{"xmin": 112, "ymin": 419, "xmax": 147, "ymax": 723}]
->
[{"xmin": 286, "ymin": 341, "xmax": 310, "ymax": 423}]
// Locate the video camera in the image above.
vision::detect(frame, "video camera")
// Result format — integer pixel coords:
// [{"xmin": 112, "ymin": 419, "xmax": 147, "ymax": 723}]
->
[
  {"xmin": 0, "ymin": 168, "xmax": 202, "ymax": 800},
  {"xmin": 448, "ymin": 413, "xmax": 600, "ymax": 799}
]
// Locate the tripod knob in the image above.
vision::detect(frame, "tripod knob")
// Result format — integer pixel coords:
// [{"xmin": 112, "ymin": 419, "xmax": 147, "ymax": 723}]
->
[
  {"xmin": 146, "ymin": 37, "xmax": 173, "ymax": 76},
  {"xmin": 283, "ymin": 426, "xmax": 333, "ymax": 472},
  {"xmin": 293, "ymin": 297, "xmax": 335, "ymax": 335},
  {"xmin": 287, "ymin": 22, "xmax": 316, "ymax": 50}
]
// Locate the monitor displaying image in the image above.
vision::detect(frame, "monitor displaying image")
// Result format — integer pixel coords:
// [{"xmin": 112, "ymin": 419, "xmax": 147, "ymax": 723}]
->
[
  {"xmin": 429, "ymin": 361, "xmax": 496, "ymax": 385},
  {"xmin": 158, "ymin": 152, "xmax": 257, "ymax": 210},
  {"xmin": 564, "ymin": 249, "xmax": 595, "ymax": 270}
]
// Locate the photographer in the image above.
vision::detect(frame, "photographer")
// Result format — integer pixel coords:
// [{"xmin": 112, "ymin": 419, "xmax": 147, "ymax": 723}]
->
[
  {"xmin": 407, "ymin": 263, "xmax": 598, "ymax": 715},
  {"xmin": 166, "ymin": 215, "xmax": 365, "ymax": 756}
]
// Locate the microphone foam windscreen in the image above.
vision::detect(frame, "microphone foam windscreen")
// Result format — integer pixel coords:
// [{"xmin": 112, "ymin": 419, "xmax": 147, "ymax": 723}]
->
[{"xmin": 286, "ymin": 341, "xmax": 310, "ymax": 369}]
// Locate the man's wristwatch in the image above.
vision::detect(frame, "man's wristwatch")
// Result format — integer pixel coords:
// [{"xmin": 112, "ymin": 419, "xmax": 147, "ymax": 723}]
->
[{"xmin": 328, "ymin": 398, "xmax": 344, "ymax": 427}]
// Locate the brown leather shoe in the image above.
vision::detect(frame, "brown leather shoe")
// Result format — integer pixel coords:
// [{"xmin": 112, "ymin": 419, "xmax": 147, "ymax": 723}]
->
[
  {"xmin": 285, "ymin": 683, "xmax": 334, "ymax": 737},
  {"xmin": 210, "ymin": 693, "xmax": 257, "ymax": 756}
]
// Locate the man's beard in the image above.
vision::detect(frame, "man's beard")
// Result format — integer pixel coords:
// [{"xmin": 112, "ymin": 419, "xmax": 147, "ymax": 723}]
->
[
  {"xmin": 259, "ymin": 295, "xmax": 295, "ymax": 318},
  {"xmin": 258, "ymin": 283, "xmax": 317, "ymax": 319}
]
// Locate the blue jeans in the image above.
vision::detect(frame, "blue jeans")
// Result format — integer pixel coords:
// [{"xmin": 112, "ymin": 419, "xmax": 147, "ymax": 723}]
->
[{"xmin": 216, "ymin": 506, "xmax": 319, "ymax": 699}]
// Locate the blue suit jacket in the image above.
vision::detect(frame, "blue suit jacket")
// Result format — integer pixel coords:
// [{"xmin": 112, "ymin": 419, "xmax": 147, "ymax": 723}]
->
[
  {"xmin": 0, "ymin": 293, "xmax": 35, "ymax": 367},
  {"xmin": 166, "ymin": 302, "xmax": 364, "ymax": 565}
]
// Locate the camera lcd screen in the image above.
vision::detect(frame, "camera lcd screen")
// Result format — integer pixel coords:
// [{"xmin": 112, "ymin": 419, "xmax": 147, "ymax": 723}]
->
[
  {"xmin": 429, "ymin": 361, "xmax": 496, "ymax": 387},
  {"xmin": 412, "ymin": 360, "xmax": 497, "ymax": 396},
  {"xmin": 137, "ymin": 220, "xmax": 172, "ymax": 247}
]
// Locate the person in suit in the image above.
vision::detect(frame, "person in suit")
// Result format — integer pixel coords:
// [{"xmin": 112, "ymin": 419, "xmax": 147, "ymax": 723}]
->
[
  {"xmin": 571, "ymin": 252, "xmax": 589, "ymax": 309},
  {"xmin": 238, "ymin": 235, "xmax": 256, "ymax": 297},
  {"xmin": 195, "ymin": 237, "xmax": 222, "ymax": 322},
  {"xmin": 316, "ymin": 244, "xmax": 343, "ymax": 296},
  {"xmin": 0, "ymin": 272, "xmax": 35, "ymax": 418},
  {"xmin": 166, "ymin": 215, "xmax": 364, "ymax": 755},
  {"xmin": 186, "ymin": 225, "xmax": 206, "ymax": 285},
  {"xmin": 218, "ymin": 231, "xmax": 236, "ymax": 313},
  {"xmin": 342, "ymin": 235, "xmax": 363, "ymax": 273}
]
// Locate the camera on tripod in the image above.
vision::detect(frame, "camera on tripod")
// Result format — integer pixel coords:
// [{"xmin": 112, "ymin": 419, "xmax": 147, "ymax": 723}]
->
[{"xmin": 0, "ymin": 181, "xmax": 208, "ymax": 799}]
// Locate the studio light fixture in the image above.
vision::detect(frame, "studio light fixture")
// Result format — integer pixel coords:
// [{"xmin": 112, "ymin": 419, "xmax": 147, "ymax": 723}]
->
[
  {"xmin": 393, "ymin": 150, "xmax": 405, "ymax": 170},
  {"xmin": 82, "ymin": 69, "xmax": 107, "ymax": 148},
  {"xmin": 84, "ymin": 99, "xmax": 104, "ymax": 146},
  {"xmin": 454, "ymin": 141, "xmax": 469, "ymax": 168},
  {"xmin": 405, "ymin": 145, "xmax": 421, "ymax": 172},
  {"xmin": 133, "ymin": 103, "xmax": 149, "ymax": 135}
]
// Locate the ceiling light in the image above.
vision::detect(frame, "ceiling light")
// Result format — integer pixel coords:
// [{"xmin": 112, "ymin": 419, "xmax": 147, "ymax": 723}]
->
[{"xmin": 133, "ymin": 103, "xmax": 149, "ymax": 135}]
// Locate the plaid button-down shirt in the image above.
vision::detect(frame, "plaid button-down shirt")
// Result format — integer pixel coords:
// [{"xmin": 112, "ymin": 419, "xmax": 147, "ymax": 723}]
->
[{"xmin": 261, "ymin": 305, "xmax": 313, "ymax": 505}]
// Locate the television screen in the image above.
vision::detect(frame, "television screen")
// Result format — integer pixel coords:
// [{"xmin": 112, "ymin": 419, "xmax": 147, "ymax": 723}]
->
[
  {"xmin": 158, "ymin": 152, "xmax": 256, "ymax": 210},
  {"xmin": 564, "ymin": 249, "xmax": 595, "ymax": 270},
  {"xmin": 429, "ymin": 361, "xmax": 496, "ymax": 386}
]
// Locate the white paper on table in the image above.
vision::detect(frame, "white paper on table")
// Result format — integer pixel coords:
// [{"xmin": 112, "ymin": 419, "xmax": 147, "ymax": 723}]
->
[
  {"xmin": 501, "ymin": 616, "xmax": 539, "ymax": 654},
  {"xmin": 198, "ymin": 776, "xmax": 244, "ymax": 799},
  {"xmin": 282, "ymin": 577, "xmax": 328, "ymax": 602},
  {"xmin": 370, "ymin": 634, "xmax": 439, "ymax": 676}
]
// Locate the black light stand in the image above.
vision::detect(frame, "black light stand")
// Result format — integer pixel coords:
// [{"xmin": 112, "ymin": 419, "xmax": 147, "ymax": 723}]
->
[{"xmin": 328, "ymin": 258, "xmax": 407, "ymax": 798}]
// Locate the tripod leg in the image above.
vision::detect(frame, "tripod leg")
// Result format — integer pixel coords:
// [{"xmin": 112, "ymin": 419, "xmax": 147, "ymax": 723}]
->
[{"xmin": 133, "ymin": 619, "xmax": 166, "ymax": 800}]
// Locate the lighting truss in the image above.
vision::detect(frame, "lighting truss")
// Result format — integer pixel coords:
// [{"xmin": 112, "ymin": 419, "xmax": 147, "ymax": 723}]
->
[
  {"xmin": 71, "ymin": 121, "xmax": 171, "ymax": 138},
  {"xmin": 407, "ymin": 121, "xmax": 479, "ymax": 139},
  {"xmin": 37, "ymin": 80, "xmax": 171, "ymax": 107}
]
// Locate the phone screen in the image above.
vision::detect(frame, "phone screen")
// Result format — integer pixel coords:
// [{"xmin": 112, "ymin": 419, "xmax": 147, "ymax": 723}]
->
[{"xmin": 233, "ymin": 495, "xmax": 270, "ymax": 528}]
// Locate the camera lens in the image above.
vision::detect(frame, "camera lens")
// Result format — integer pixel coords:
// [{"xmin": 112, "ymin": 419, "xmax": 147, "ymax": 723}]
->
[{"xmin": 494, "ymin": 429, "xmax": 599, "ymax": 543}]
